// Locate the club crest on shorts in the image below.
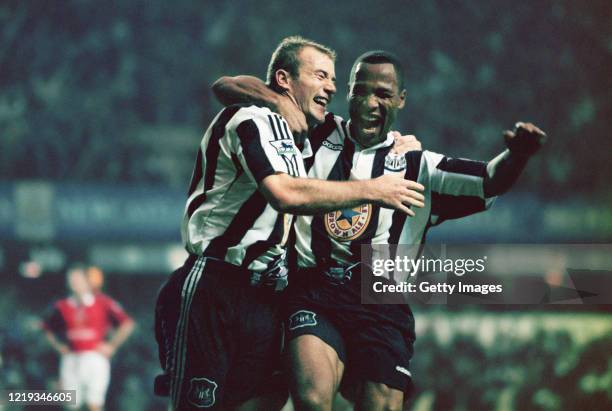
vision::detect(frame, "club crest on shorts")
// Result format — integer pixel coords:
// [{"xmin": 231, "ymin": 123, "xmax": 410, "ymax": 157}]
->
[
  {"xmin": 187, "ymin": 377, "xmax": 217, "ymax": 408},
  {"xmin": 324, "ymin": 204, "xmax": 372, "ymax": 241},
  {"xmin": 288, "ymin": 310, "xmax": 317, "ymax": 330}
]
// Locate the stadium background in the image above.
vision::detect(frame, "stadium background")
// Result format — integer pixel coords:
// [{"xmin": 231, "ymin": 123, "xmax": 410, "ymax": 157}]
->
[{"xmin": 0, "ymin": 0, "xmax": 610, "ymax": 410}]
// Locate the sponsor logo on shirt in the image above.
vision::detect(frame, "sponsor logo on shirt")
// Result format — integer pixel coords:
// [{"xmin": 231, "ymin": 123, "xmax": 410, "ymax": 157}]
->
[
  {"xmin": 67, "ymin": 329, "xmax": 97, "ymax": 341},
  {"xmin": 322, "ymin": 140, "xmax": 344, "ymax": 151},
  {"xmin": 324, "ymin": 204, "xmax": 372, "ymax": 241}
]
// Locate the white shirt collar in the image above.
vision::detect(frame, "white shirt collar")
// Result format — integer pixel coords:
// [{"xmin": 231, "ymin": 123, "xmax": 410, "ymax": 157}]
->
[
  {"xmin": 301, "ymin": 138, "xmax": 313, "ymax": 159},
  {"xmin": 69, "ymin": 293, "xmax": 95, "ymax": 307}
]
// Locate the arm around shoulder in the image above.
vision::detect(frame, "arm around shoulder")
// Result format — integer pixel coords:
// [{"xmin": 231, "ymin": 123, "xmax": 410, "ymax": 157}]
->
[
  {"xmin": 212, "ymin": 75, "xmax": 280, "ymax": 109},
  {"xmin": 259, "ymin": 173, "xmax": 424, "ymax": 216}
]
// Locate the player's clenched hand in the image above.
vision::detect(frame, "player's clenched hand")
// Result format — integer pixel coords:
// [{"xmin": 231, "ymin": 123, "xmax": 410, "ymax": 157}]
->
[
  {"xmin": 96, "ymin": 342, "xmax": 116, "ymax": 358},
  {"xmin": 503, "ymin": 122, "xmax": 547, "ymax": 157},
  {"xmin": 371, "ymin": 174, "xmax": 425, "ymax": 216},
  {"xmin": 390, "ymin": 131, "xmax": 422, "ymax": 154},
  {"xmin": 57, "ymin": 343, "xmax": 70, "ymax": 355},
  {"xmin": 276, "ymin": 92, "xmax": 308, "ymax": 144}
]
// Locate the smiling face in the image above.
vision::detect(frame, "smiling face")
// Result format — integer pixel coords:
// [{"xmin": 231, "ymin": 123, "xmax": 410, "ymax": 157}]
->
[
  {"xmin": 348, "ymin": 62, "xmax": 406, "ymax": 147},
  {"xmin": 286, "ymin": 46, "xmax": 337, "ymax": 125}
]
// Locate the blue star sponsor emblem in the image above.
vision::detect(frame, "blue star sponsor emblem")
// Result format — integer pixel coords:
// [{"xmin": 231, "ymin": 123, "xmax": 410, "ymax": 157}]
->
[
  {"xmin": 336, "ymin": 208, "xmax": 361, "ymax": 224},
  {"xmin": 324, "ymin": 204, "xmax": 372, "ymax": 241}
]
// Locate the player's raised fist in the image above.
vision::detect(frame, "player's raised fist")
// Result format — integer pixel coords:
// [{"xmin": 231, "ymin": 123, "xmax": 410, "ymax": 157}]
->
[{"xmin": 503, "ymin": 122, "xmax": 547, "ymax": 156}]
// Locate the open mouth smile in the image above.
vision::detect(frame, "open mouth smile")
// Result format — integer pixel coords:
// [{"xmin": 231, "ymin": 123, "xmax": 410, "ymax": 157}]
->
[{"xmin": 313, "ymin": 96, "xmax": 329, "ymax": 108}]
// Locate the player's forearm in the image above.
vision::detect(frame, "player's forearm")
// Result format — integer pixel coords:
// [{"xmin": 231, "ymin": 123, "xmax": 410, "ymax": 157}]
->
[
  {"xmin": 262, "ymin": 173, "xmax": 422, "ymax": 215},
  {"xmin": 271, "ymin": 177, "xmax": 377, "ymax": 215},
  {"xmin": 212, "ymin": 75, "xmax": 280, "ymax": 109},
  {"xmin": 484, "ymin": 122, "xmax": 546, "ymax": 197},
  {"xmin": 483, "ymin": 149, "xmax": 530, "ymax": 197},
  {"xmin": 108, "ymin": 320, "xmax": 135, "ymax": 350},
  {"xmin": 44, "ymin": 331, "xmax": 67, "ymax": 353}
]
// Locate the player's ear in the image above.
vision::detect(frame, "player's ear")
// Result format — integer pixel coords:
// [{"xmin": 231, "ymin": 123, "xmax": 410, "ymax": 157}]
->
[
  {"xmin": 275, "ymin": 69, "xmax": 292, "ymax": 92},
  {"xmin": 398, "ymin": 88, "xmax": 407, "ymax": 109}
]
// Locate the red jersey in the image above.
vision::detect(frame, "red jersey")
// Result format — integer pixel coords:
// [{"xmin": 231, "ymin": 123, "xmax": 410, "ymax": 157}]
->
[{"xmin": 43, "ymin": 292, "xmax": 132, "ymax": 352}]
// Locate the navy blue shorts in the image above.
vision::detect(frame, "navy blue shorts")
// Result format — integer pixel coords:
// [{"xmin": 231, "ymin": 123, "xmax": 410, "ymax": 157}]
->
[
  {"xmin": 284, "ymin": 268, "xmax": 415, "ymax": 397},
  {"xmin": 155, "ymin": 255, "xmax": 284, "ymax": 410}
]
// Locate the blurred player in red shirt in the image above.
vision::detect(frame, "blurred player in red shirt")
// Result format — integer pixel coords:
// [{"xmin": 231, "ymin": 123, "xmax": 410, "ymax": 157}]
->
[{"xmin": 42, "ymin": 264, "xmax": 135, "ymax": 411}]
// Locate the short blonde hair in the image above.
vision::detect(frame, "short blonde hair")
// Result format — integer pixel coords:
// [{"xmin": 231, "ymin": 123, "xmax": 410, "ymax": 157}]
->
[{"xmin": 266, "ymin": 36, "xmax": 336, "ymax": 92}]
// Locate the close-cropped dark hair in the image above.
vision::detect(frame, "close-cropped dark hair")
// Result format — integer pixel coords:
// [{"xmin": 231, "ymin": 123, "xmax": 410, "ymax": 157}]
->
[
  {"xmin": 266, "ymin": 35, "xmax": 336, "ymax": 92},
  {"xmin": 349, "ymin": 50, "xmax": 405, "ymax": 90}
]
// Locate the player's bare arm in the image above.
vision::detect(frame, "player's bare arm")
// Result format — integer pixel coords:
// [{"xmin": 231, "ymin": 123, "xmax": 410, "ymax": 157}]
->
[
  {"xmin": 260, "ymin": 173, "xmax": 425, "ymax": 216},
  {"xmin": 213, "ymin": 75, "xmax": 308, "ymax": 140},
  {"xmin": 484, "ymin": 122, "xmax": 547, "ymax": 197},
  {"xmin": 43, "ymin": 330, "xmax": 69, "ymax": 355},
  {"xmin": 96, "ymin": 318, "xmax": 135, "ymax": 358}
]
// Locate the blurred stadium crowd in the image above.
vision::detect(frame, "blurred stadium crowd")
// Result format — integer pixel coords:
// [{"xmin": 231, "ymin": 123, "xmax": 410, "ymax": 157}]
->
[{"xmin": 1, "ymin": 0, "xmax": 610, "ymax": 195}]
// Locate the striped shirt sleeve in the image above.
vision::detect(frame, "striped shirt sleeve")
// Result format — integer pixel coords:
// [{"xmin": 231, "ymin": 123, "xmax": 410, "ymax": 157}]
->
[
  {"xmin": 422, "ymin": 151, "xmax": 495, "ymax": 225},
  {"xmin": 232, "ymin": 109, "xmax": 302, "ymax": 182}
]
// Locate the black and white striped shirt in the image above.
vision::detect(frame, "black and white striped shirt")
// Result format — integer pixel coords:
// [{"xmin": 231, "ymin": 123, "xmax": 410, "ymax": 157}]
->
[
  {"xmin": 181, "ymin": 105, "xmax": 309, "ymax": 272},
  {"xmin": 295, "ymin": 113, "xmax": 495, "ymax": 268}
]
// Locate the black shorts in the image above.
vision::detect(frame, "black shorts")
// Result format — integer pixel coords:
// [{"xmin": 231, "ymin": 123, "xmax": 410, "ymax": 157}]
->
[
  {"xmin": 284, "ymin": 267, "xmax": 415, "ymax": 396},
  {"xmin": 155, "ymin": 255, "xmax": 284, "ymax": 410}
]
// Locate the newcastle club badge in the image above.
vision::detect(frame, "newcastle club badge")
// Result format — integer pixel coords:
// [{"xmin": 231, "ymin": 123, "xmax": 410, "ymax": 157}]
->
[{"xmin": 187, "ymin": 377, "xmax": 218, "ymax": 408}]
